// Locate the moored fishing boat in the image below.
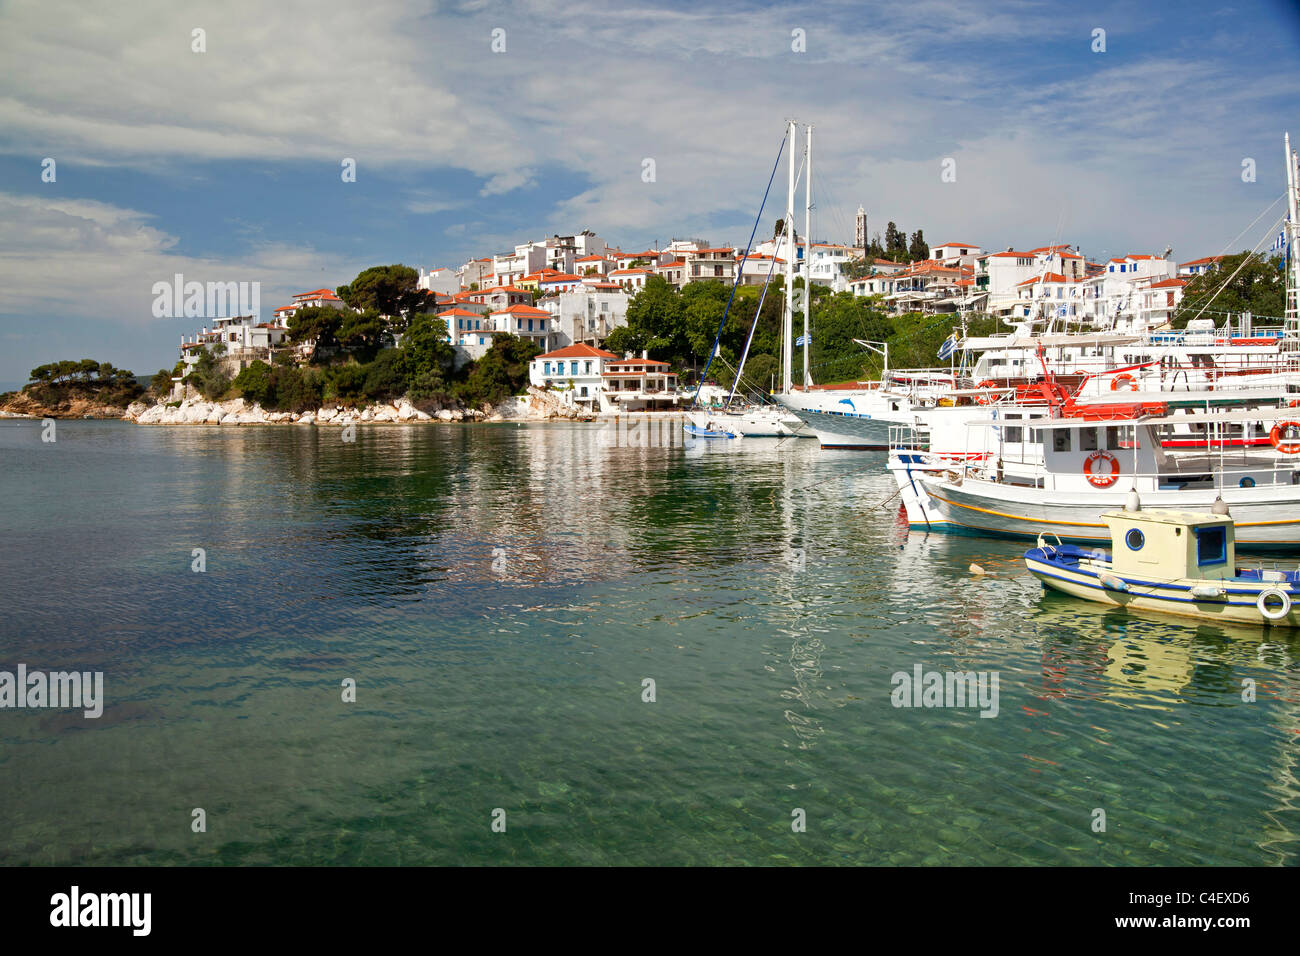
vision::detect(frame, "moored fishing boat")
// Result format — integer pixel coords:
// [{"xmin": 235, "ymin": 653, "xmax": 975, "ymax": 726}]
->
[
  {"xmin": 1025, "ymin": 498, "xmax": 1300, "ymax": 626},
  {"xmin": 890, "ymin": 401, "xmax": 1300, "ymax": 549}
]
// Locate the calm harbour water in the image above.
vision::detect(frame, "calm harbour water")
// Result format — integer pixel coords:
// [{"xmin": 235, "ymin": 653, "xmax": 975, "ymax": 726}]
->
[{"xmin": 1, "ymin": 418, "xmax": 1297, "ymax": 866}]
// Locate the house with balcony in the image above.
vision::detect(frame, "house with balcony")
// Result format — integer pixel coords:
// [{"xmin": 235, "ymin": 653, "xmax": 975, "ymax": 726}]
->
[
  {"xmin": 608, "ymin": 267, "xmax": 653, "ymax": 291},
  {"xmin": 1178, "ymin": 255, "xmax": 1225, "ymax": 277},
  {"xmin": 537, "ymin": 288, "xmax": 631, "ymax": 349},
  {"xmin": 683, "ymin": 247, "xmax": 737, "ymax": 284},
  {"xmin": 600, "ymin": 355, "xmax": 681, "ymax": 411},
  {"xmin": 491, "ymin": 303, "xmax": 553, "ymax": 349},
  {"xmin": 656, "ymin": 259, "xmax": 687, "ymax": 288},
  {"xmin": 530, "ymin": 343, "xmax": 620, "ymax": 409},
  {"xmin": 537, "ymin": 273, "xmax": 586, "ymax": 295}
]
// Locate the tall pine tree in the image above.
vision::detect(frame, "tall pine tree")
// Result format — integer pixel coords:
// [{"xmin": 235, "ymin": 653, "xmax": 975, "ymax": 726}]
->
[{"xmin": 908, "ymin": 230, "xmax": 929, "ymax": 262}]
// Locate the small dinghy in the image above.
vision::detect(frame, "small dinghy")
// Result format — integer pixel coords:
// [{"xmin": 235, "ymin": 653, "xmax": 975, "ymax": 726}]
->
[
  {"xmin": 683, "ymin": 421, "xmax": 737, "ymax": 439},
  {"xmin": 1024, "ymin": 491, "xmax": 1300, "ymax": 627}
]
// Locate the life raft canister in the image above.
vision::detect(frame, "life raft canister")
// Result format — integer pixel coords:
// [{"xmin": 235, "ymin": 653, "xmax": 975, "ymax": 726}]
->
[
  {"xmin": 1270, "ymin": 421, "xmax": 1300, "ymax": 455},
  {"xmin": 1111, "ymin": 373, "xmax": 1138, "ymax": 392},
  {"xmin": 976, "ymin": 380, "xmax": 998, "ymax": 406},
  {"xmin": 1083, "ymin": 450, "xmax": 1120, "ymax": 487}
]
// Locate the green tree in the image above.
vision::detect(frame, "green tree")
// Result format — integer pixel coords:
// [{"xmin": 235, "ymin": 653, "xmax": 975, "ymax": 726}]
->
[
  {"xmin": 337, "ymin": 308, "xmax": 387, "ymax": 359},
  {"xmin": 908, "ymin": 230, "xmax": 929, "ymax": 262},
  {"xmin": 1174, "ymin": 252, "xmax": 1286, "ymax": 327},
  {"xmin": 232, "ymin": 360, "xmax": 274, "ymax": 405},
  {"xmin": 150, "ymin": 368, "xmax": 174, "ymax": 396},
  {"xmin": 884, "ymin": 222, "xmax": 906, "ymax": 261},
  {"xmin": 402, "ymin": 313, "xmax": 456, "ymax": 391},
  {"xmin": 621, "ymin": 275, "xmax": 686, "ymax": 359},
  {"xmin": 185, "ymin": 350, "xmax": 231, "ymax": 400},
  {"xmin": 287, "ymin": 306, "xmax": 345, "ymax": 355},
  {"xmin": 337, "ymin": 265, "xmax": 423, "ymax": 333},
  {"xmin": 362, "ymin": 348, "xmax": 408, "ymax": 402},
  {"xmin": 454, "ymin": 335, "xmax": 541, "ymax": 406}
]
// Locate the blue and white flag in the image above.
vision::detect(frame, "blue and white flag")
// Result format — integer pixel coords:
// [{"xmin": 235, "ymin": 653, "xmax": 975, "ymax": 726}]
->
[
  {"xmin": 937, "ymin": 333, "xmax": 957, "ymax": 360},
  {"xmin": 1271, "ymin": 224, "xmax": 1288, "ymax": 253},
  {"xmin": 795, "ymin": 335, "xmax": 810, "ymax": 346}
]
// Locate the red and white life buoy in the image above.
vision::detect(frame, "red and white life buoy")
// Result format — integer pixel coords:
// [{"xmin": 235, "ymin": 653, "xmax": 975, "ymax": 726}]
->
[
  {"xmin": 976, "ymin": 380, "xmax": 998, "ymax": 406},
  {"xmin": 1270, "ymin": 421, "xmax": 1300, "ymax": 455},
  {"xmin": 1111, "ymin": 373, "xmax": 1137, "ymax": 392},
  {"xmin": 1084, "ymin": 451, "xmax": 1120, "ymax": 487}
]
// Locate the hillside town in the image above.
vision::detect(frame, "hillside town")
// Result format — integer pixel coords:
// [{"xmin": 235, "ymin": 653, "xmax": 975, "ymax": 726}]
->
[{"xmin": 171, "ymin": 211, "xmax": 1227, "ymax": 414}]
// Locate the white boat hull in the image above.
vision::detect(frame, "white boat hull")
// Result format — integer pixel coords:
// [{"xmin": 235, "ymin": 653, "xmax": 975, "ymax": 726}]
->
[
  {"xmin": 1026, "ymin": 554, "xmax": 1300, "ymax": 626},
  {"xmin": 891, "ymin": 467, "xmax": 1300, "ymax": 549},
  {"xmin": 684, "ymin": 408, "xmax": 807, "ymax": 438}
]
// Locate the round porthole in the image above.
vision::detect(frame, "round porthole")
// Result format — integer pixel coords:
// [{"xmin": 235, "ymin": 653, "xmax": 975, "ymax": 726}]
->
[
  {"xmin": 1126, "ymin": 528, "xmax": 1145, "ymax": 551},
  {"xmin": 1240, "ymin": 476, "xmax": 1256, "ymax": 488}
]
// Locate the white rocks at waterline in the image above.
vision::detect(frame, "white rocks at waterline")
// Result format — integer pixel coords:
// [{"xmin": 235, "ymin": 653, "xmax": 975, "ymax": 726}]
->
[{"xmin": 125, "ymin": 397, "xmax": 490, "ymax": 427}]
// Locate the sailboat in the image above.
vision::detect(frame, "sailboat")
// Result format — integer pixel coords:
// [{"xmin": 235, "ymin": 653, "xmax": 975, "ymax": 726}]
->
[{"xmin": 685, "ymin": 120, "xmax": 811, "ymax": 439}]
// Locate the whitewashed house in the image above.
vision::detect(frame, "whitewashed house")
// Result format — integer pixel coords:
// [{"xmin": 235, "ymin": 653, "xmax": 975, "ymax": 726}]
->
[
  {"xmin": 530, "ymin": 343, "xmax": 620, "ymax": 409},
  {"xmin": 491, "ymin": 303, "xmax": 553, "ymax": 349},
  {"xmin": 417, "ymin": 267, "xmax": 460, "ymax": 295},
  {"xmin": 538, "ymin": 289, "xmax": 631, "ymax": 349}
]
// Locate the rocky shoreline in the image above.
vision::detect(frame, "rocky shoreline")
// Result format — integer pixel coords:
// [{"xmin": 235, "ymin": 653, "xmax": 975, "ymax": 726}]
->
[
  {"xmin": 127, "ymin": 397, "xmax": 492, "ymax": 426},
  {"xmin": 122, "ymin": 392, "xmax": 593, "ymax": 426}
]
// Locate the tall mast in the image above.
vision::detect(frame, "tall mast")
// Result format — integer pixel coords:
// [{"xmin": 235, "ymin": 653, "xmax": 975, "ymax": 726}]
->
[
  {"xmin": 803, "ymin": 123, "xmax": 813, "ymax": 387},
  {"xmin": 1287, "ymin": 132, "xmax": 1300, "ymax": 323},
  {"xmin": 783, "ymin": 118, "xmax": 796, "ymax": 394}
]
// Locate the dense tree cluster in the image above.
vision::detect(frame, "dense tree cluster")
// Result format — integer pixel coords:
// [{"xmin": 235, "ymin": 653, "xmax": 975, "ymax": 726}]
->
[
  {"xmin": 604, "ymin": 274, "xmax": 993, "ymax": 397},
  {"xmin": 21, "ymin": 358, "xmax": 145, "ymax": 406},
  {"xmin": 1173, "ymin": 252, "xmax": 1287, "ymax": 327}
]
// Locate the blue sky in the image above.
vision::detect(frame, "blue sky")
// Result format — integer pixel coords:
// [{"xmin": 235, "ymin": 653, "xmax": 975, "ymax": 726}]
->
[{"xmin": 2, "ymin": 0, "xmax": 1299, "ymax": 386}]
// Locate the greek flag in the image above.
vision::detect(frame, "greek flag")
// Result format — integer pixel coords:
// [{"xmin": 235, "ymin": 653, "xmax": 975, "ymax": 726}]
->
[
  {"xmin": 1271, "ymin": 224, "xmax": 1288, "ymax": 253},
  {"xmin": 937, "ymin": 333, "xmax": 957, "ymax": 360},
  {"xmin": 795, "ymin": 335, "xmax": 810, "ymax": 346}
]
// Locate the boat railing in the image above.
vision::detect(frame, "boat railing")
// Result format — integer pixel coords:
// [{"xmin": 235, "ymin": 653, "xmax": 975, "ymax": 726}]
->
[{"xmin": 959, "ymin": 454, "xmax": 1300, "ymax": 492}]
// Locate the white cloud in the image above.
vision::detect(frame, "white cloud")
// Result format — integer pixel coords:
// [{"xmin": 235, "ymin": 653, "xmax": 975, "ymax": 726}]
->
[{"xmin": 0, "ymin": 192, "xmax": 356, "ymax": 324}]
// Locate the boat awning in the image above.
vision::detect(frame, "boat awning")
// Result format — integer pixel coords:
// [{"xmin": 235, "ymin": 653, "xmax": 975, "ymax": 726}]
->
[
  {"xmin": 969, "ymin": 406, "xmax": 1300, "ymax": 429},
  {"xmin": 960, "ymin": 333, "xmax": 1144, "ymax": 350}
]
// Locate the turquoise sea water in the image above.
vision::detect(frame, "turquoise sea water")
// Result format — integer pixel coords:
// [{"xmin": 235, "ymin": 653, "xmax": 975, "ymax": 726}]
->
[{"xmin": 0, "ymin": 419, "xmax": 1297, "ymax": 865}]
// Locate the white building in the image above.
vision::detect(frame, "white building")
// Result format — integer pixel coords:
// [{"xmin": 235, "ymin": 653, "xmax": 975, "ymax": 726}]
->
[
  {"xmin": 1179, "ymin": 255, "xmax": 1224, "ymax": 277},
  {"xmin": 458, "ymin": 257, "xmax": 495, "ymax": 289},
  {"xmin": 530, "ymin": 343, "xmax": 620, "ymax": 409},
  {"xmin": 985, "ymin": 245, "xmax": 1087, "ymax": 312},
  {"xmin": 931, "ymin": 242, "xmax": 983, "ymax": 267},
  {"xmin": 417, "ymin": 267, "xmax": 460, "ymax": 295},
  {"xmin": 601, "ymin": 355, "xmax": 681, "ymax": 411},
  {"xmin": 538, "ymin": 289, "xmax": 631, "ymax": 348},
  {"xmin": 608, "ymin": 267, "xmax": 653, "ymax": 291},
  {"xmin": 493, "ymin": 242, "xmax": 548, "ymax": 286},
  {"xmin": 491, "ymin": 303, "xmax": 553, "ymax": 349}
]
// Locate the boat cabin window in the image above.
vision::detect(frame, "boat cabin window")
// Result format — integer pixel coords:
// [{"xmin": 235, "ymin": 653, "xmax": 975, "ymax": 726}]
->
[
  {"xmin": 1053, "ymin": 430, "xmax": 1071, "ymax": 453},
  {"xmin": 1106, "ymin": 426, "xmax": 1138, "ymax": 450},
  {"xmin": 1195, "ymin": 527, "xmax": 1227, "ymax": 567},
  {"xmin": 1080, "ymin": 427, "xmax": 1098, "ymax": 451}
]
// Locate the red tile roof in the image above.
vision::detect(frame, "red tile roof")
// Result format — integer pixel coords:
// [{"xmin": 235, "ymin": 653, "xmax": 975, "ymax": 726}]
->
[
  {"xmin": 537, "ymin": 344, "xmax": 620, "ymax": 360},
  {"xmin": 491, "ymin": 304, "xmax": 551, "ymax": 317}
]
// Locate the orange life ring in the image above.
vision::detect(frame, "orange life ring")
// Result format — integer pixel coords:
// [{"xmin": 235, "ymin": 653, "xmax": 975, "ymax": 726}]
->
[
  {"xmin": 1083, "ymin": 451, "xmax": 1119, "ymax": 487},
  {"xmin": 1270, "ymin": 421, "xmax": 1300, "ymax": 455},
  {"xmin": 1111, "ymin": 373, "xmax": 1137, "ymax": 392},
  {"xmin": 976, "ymin": 379, "xmax": 998, "ymax": 406}
]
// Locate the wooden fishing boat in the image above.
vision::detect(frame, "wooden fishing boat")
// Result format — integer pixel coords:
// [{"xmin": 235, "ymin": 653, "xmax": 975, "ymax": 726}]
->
[{"xmin": 1024, "ymin": 495, "xmax": 1300, "ymax": 626}]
